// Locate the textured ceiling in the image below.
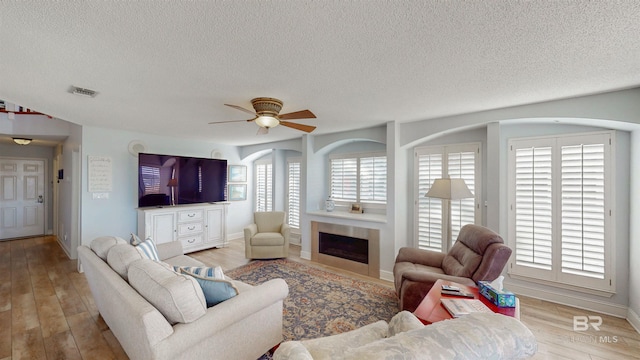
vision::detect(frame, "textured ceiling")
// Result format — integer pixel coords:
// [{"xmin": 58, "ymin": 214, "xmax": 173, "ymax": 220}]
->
[{"xmin": 1, "ymin": 1, "xmax": 639, "ymax": 146}]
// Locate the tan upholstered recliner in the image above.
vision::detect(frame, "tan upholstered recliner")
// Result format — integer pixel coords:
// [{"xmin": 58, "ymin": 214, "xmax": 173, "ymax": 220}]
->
[
  {"xmin": 393, "ymin": 224, "xmax": 512, "ymax": 312},
  {"xmin": 244, "ymin": 211, "xmax": 290, "ymax": 259}
]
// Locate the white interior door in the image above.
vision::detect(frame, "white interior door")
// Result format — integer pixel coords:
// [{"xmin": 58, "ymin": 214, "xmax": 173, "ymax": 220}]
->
[{"xmin": 0, "ymin": 158, "xmax": 46, "ymax": 240}]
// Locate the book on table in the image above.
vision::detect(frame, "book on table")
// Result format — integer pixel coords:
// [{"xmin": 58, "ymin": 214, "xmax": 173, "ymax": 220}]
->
[{"xmin": 440, "ymin": 298, "xmax": 492, "ymax": 318}]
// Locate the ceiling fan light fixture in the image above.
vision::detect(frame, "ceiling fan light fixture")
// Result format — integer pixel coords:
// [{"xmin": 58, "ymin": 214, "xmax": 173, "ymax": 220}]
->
[
  {"xmin": 13, "ymin": 137, "xmax": 32, "ymax": 145},
  {"xmin": 255, "ymin": 115, "xmax": 279, "ymax": 128}
]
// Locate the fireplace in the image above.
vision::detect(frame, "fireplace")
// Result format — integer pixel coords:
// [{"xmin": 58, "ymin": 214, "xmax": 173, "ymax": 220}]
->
[{"xmin": 311, "ymin": 222, "xmax": 379, "ymax": 278}]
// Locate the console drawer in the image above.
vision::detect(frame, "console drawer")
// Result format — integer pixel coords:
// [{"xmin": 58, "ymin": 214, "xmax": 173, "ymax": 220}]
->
[
  {"xmin": 178, "ymin": 222, "xmax": 203, "ymax": 236},
  {"xmin": 180, "ymin": 235, "xmax": 204, "ymax": 248},
  {"xmin": 177, "ymin": 210, "xmax": 204, "ymax": 223}
]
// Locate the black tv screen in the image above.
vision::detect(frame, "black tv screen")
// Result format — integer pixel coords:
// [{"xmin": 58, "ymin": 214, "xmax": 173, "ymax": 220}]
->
[{"xmin": 138, "ymin": 153, "xmax": 227, "ymax": 207}]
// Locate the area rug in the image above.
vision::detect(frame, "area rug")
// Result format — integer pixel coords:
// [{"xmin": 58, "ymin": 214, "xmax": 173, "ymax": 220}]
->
[{"xmin": 226, "ymin": 259, "xmax": 398, "ymax": 342}]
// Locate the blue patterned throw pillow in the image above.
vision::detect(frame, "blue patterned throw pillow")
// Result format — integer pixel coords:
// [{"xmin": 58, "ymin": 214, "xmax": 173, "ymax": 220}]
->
[
  {"xmin": 130, "ymin": 233, "xmax": 143, "ymax": 246},
  {"xmin": 135, "ymin": 238, "xmax": 160, "ymax": 261},
  {"xmin": 177, "ymin": 266, "xmax": 225, "ymax": 279}
]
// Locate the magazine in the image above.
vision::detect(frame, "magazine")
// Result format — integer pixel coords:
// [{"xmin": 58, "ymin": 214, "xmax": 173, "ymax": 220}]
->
[{"xmin": 440, "ymin": 298, "xmax": 492, "ymax": 318}]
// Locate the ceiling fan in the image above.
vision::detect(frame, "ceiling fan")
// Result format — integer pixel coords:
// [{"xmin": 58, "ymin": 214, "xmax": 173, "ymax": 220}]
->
[{"xmin": 209, "ymin": 97, "xmax": 316, "ymax": 135}]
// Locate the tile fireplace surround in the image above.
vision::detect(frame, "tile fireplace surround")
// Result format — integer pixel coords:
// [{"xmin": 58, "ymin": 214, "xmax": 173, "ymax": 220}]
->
[{"xmin": 311, "ymin": 221, "xmax": 380, "ymax": 278}]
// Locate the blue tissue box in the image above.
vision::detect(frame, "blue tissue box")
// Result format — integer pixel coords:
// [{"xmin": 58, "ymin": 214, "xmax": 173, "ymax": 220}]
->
[{"xmin": 478, "ymin": 281, "xmax": 516, "ymax": 308}]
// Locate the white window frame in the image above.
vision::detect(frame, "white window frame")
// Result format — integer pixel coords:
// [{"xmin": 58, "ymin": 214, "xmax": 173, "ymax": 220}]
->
[
  {"xmin": 414, "ymin": 143, "xmax": 481, "ymax": 252},
  {"xmin": 286, "ymin": 157, "xmax": 301, "ymax": 231},
  {"xmin": 507, "ymin": 131, "xmax": 615, "ymax": 294},
  {"xmin": 255, "ymin": 159, "xmax": 273, "ymax": 212},
  {"xmin": 329, "ymin": 151, "xmax": 387, "ymax": 208}
]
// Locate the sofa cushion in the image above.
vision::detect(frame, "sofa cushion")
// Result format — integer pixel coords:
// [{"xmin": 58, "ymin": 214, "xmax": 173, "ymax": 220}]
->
[
  {"xmin": 128, "ymin": 259, "xmax": 207, "ymax": 324},
  {"xmin": 90, "ymin": 236, "xmax": 127, "ymax": 261},
  {"xmin": 181, "ymin": 270, "xmax": 239, "ymax": 307},
  {"xmin": 387, "ymin": 310, "xmax": 424, "ymax": 337},
  {"xmin": 106, "ymin": 244, "xmax": 143, "ymax": 280},
  {"xmin": 135, "ymin": 238, "xmax": 160, "ymax": 261}
]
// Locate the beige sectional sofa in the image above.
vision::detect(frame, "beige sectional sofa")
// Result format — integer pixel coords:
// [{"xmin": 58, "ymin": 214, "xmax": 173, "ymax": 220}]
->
[{"xmin": 78, "ymin": 236, "xmax": 289, "ymax": 360}]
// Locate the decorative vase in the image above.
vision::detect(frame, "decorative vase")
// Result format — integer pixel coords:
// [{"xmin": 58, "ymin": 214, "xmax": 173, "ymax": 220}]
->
[{"xmin": 325, "ymin": 197, "xmax": 335, "ymax": 212}]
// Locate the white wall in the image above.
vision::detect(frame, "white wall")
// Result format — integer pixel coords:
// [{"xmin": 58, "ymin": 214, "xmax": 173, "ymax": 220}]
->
[{"xmin": 629, "ymin": 129, "xmax": 640, "ymax": 330}]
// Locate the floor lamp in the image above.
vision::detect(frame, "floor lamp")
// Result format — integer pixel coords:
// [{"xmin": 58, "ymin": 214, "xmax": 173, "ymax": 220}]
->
[{"xmin": 425, "ymin": 178, "xmax": 474, "ymax": 250}]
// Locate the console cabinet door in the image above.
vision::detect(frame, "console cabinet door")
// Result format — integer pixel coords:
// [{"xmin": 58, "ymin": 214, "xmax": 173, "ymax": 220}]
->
[
  {"xmin": 150, "ymin": 212, "xmax": 177, "ymax": 244},
  {"xmin": 205, "ymin": 208, "xmax": 224, "ymax": 247}
]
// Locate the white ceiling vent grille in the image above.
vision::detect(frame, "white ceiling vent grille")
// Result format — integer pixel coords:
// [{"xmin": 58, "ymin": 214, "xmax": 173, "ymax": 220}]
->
[{"xmin": 70, "ymin": 86, "xmax": 98, "ymax": 98}]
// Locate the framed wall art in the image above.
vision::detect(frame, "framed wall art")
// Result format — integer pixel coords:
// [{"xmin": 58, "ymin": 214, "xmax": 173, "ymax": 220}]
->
[
  {"xmin": 228, "ymin": 184, "xmax": 247, "ymax": 201},
  {"xmin": 228, "ymin": 165, "xmax": 247, "ymax": 182}
]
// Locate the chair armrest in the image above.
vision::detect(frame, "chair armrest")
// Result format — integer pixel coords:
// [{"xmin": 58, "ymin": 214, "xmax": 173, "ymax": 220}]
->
[
  {"xmin": 244, "ymin": 224, "xmax": 258, "ymax": 241},
  {"xmin": 395, "ymin": 247, "xmax": 445, "ymax": 268},
  {"xmin": 401, "ymin": 270, "xmax": 476, "ymax": 288},
  {"xmin": 273, "ymin": 341, "xmax": 314, "ymax": 360},
  {"xmin": 156, "ymin": 241, "xmax": 184, "ymax": 261}
]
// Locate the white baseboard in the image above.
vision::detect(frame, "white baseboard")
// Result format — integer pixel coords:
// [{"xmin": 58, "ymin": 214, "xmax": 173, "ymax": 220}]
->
[
  {"xmin": 380, "ymin": 270, "xmax": 394, "ymax": 282},
  {"xmin": 227, "ymin": 232, "xmax": 243, "ymax": 241},
  {"xmin": 627, "ymin": 308, "xmax": 640, "ymax": 333},
  {"xmin": 506, "ymin": 282, "xmax": 628, "ymax": 318},
  {"xmin": 300, "ymin": 250, "xmax": 311, "ymax": 260}
]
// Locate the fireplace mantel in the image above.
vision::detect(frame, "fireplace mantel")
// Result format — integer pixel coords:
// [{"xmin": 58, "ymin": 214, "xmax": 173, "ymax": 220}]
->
[{"xmin": 307, "ymin": 210, "xmax": 386, "ymax": 223}]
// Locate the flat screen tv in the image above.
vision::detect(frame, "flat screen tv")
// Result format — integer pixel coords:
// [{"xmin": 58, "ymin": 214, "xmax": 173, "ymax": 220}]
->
[{"xmin": 138, "ymin": 153, "xmax": 227, "ymax": 207}]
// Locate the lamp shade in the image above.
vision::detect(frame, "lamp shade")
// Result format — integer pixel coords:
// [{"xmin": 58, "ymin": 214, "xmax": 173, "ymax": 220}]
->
[
  {"xmin": 255, "ymin": 116, "xmax": 279, "ymax": 128},
  {"xmin": 425, "ymin": 178, "xmax": 473, "ymax": 200}
]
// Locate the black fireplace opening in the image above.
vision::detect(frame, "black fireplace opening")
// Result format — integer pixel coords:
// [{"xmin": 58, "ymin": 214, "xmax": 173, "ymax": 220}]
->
[{"xmin": 319, "ymin": 232, "xmax": 368, "ymax": 264}]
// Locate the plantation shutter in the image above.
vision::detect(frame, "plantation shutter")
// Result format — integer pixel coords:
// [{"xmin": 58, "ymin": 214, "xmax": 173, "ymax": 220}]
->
[
  {"xmin": 330, "ymin": 158, "xmax": 358, "ymax": 201},
  {"xmin": 256, "ymin": 162, "xmax": 272, "ymax": 212},
  {"xmin": 287, "ymin": 161, "xmax": 301, "ymax": 229},
  {"xmin": 508, "ymin": 132, "xmax": 612, "ymax": 292},
  {"xmin": 359, "ymin": 156, "xmax": 387, "ymax": 203},
  {"xmin": 560, "ymin": 143, "xmax": 606, "ymax": 279},
  {"xmin": 448, "ymin": 151, "xmax": 476, "ymax": 243},
  {"xmin": 513, "ymin": 145, "xmax": 553, "ymax": 271},
  {"xmin": 416, "ymin": 151, "xmax": 443, "ymax": 251}
]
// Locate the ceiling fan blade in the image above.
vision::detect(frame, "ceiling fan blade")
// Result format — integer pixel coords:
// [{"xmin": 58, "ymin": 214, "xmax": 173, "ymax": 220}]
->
[
  {"xmin": 224, "ymin": 103, "xmax": 257, "ymax": 115},
  {"xmin": 208, "ymin": 117, "xmax": 256, "ymax": 124},
  {"xmin": 257, "ymin": 127, "xmax": 269, "ymax": 135},
  {"xmin": 280, "ymin": 121, "xmax": 317, "ymax": 133},
  {"xmin": 277, "ymin": 109, "xmax": 316, "ymax": 120}
]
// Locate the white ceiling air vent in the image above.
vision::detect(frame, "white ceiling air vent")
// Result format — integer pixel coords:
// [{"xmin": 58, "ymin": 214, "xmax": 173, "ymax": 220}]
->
[{"xmin": 70, "ymin": 86, "xmax": 98, "ymax": 98}]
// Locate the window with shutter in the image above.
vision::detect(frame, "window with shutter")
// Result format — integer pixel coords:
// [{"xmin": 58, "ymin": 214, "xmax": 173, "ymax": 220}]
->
[
  {"xmin": 508, "ymin": 132, "xmax": 613, "ymax": 292},
  {"xmin": 414, "ymin": 143, "xmax": 481, "ymax": 252},
  {"xmin": 255, "ymin": 161, "xmax": 272, "ymax": 212},
  {"xmin": 329, "ymin": 152, "xmax": 386, "ymax": 205},
  {"xmin": 287, "ymin": 159, "xmax": 301, "ymax": 229}
]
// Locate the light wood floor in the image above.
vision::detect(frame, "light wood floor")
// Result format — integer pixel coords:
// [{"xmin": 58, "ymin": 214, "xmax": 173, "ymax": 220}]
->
[{"xmin": 1, "ymin": 235, "xmax": 639, "ymax": 359}]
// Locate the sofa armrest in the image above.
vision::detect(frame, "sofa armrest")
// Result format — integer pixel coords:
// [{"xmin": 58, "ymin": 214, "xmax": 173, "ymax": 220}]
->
[
  {"xmin": 395, "ymin": 247, "xmax": 445, "ymax": 268},
  {"xmin": 273, "ymin": 341, "xmax": 314, "ymax": 360},
  {"xmin": 156, "ymin": 241, "xmax": 184, "ymax": 261},
  {"xmin": 244, "ymin": 224, "xmax": 258, "ymax": 241}
]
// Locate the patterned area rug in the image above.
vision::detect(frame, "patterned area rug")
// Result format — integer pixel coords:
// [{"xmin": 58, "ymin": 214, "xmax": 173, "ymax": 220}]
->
[{"xmin": 226, "ymin": 259, "xmax": 398, "ymax": 342}]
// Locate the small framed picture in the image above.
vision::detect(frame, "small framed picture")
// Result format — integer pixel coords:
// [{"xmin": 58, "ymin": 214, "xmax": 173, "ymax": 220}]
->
[
  {"xmin": 349, "ymin": 203, "xmax": 363, "ymax": 214},
  {"xmin": 228, "ymin": 184, "xmax": 247, "ymax": 201},
  {"xmin": 228, "ymin": 165, "xmax": 247, "ymax": 182}
]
